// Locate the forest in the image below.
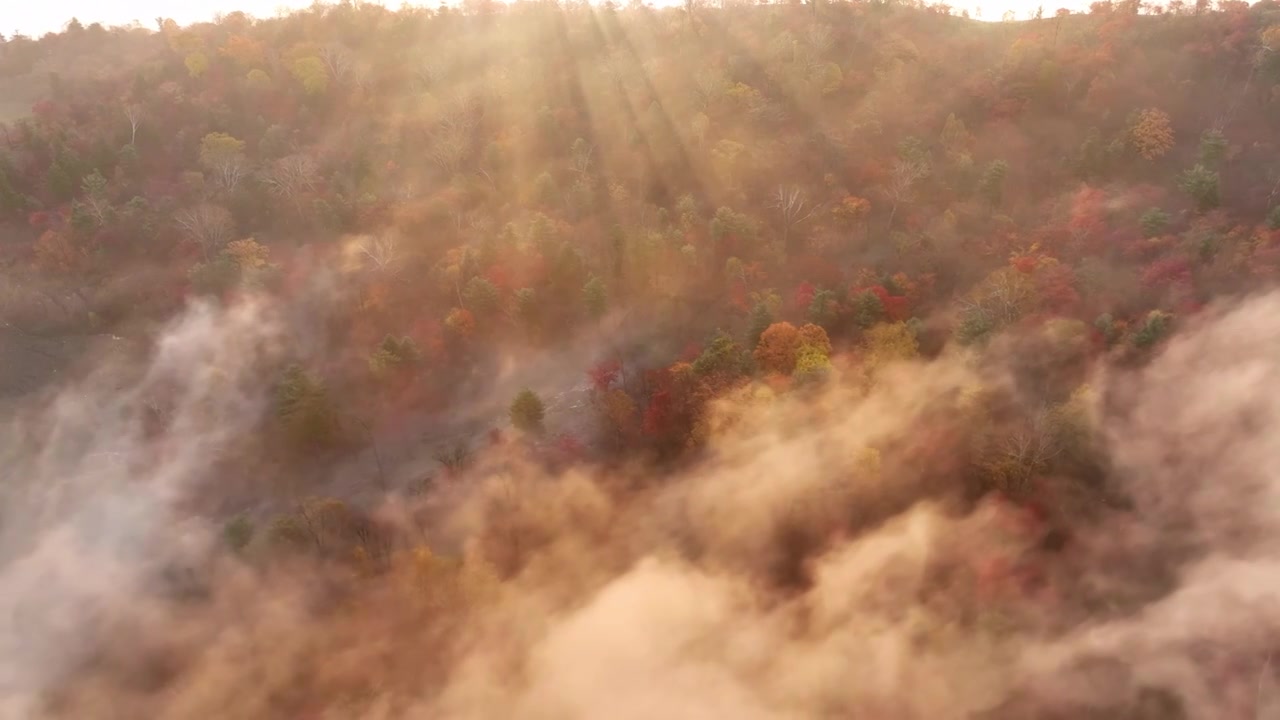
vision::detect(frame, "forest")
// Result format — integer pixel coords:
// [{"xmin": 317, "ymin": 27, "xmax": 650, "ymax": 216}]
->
[{"xmin": 3, "ymin": 0, "xmax": 1280, "ymax": 717}]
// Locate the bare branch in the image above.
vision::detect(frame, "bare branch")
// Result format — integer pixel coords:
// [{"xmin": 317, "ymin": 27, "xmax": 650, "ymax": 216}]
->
[
  {"xmin": 123, "ymin": 103, "xmax": 142, "ymax": 146},
  {"xmin": 175, "ymin": 204, "xmax": 234, "ymax": 260},
  {"xmin": 319, "ymin": 43, "xmax": 353, "ymax": 84},
  {"xmin": 260, "ymin": 153, "xmax": 319, "ymax": 211},
  {"xmin": 356, "ymin": 234, "xmax": 399, "ymax": 274}
]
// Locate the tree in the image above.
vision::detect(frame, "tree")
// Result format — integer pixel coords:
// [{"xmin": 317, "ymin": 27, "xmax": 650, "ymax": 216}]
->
[
  {"xmin": 1129, "ymin": 108, "xmax": 1175, "ymax": 160},
  {"xmin": 509, "ymin": 389, "xmax": 546, "ymax": 434},
  {"xmin": 798, "ymin": 323, "xmax": 831, "ymax": 357},
  {"xmin": 290, "ymin": 56, "xmax": 329, "ymax": 95},
  {"xmin": 570, "ymin": 137, "xmax": 594, "ymax": 178},
  {"xmin": 123, "ymin": 104, "xmax": 142, "ymax": 146},
  {"xmin": 600, "ymin": 388, "xmax": 638, "ymax": 447},
  {"xmin": 793, "ymin": 344, "xmax": 832, "ymax": 382},
  {"xmin": 793, "ymin": 323, "xmax": 833, "ymax": 382},
  {"xmin": 1199, "ymin": 129, "xmax": 1227, "ymax": 167},
  {"xmin": 246, "ymin": 69, "xmax": 272, "ymax": 91},
  {"xmin": 885, "ymin": 157, "xmax": 930, "ymax": 229},
  {"xmin": 863, "ymin": 321, "xmax": 919, "ymax": 374},
  {"xmin": 463, "ymin": 277, "xmax": 500, "ymax": 317},
  {"xmin": 851, "ymin": 289, "xmax": 885, "ymax": 329},
  {"xmin": 940, "ymin": 113, "xmax": 972, "ymax": 155},
  {"xmin": 831, "ymin": 195, "xmax": 870, "ymax": 229},
  {"xmin": 692, "ymin": 332, "xmax": 746, "ymax": 379},
  {"xmin": 982, "ymin": 406, "xmax": 1065, "ymax": 497},
  {"xmin": 978, "ymin": 160, "xmax": 1009, "ymax": 206},
  {"xmin": 531, "ymin": 171, "xmax": 557, "ymax": 207},
  {"xmin": 354, "ymin": 234, "xmax": 399, "ymax": 274},
  {"xmin": 1178, "ymin": 164, "xmax": 1220, "ymax": 212},
  {"xmin": 260, "ymin": 154, "xmax": 318, "ymax": 211},
  {"xmin": 76, "ymin": 170, "xmax": 111, "ymax": 228},
  {"xmin": 429, "ymin": 107, "xmax": 474, "ymax": 174},
  {"xmin": 1139, "ymin": 208, "xmax": 1170, "ymax": 238},
  {"xmin": 185, "ymin": 51, "xmax": 210, "ymax": 78},
  {"xmin": 772, "ymin": 185, "xmax": 820, "ymax": 252},
  {"xmin": 1132, "ymin": 310, "xmax": 1173, "ymax": 349},
  {"xmin": 223, "ymin": 514, "xmax": 254, "ymax": 553},
  {"xmin": 221, "ymin": 34, "xmax": 265, "ymax": 69},
  {"xmin": 189, "ymin": 256, "xmax": 238, "ymax": 295},
  {"xmin": 809, "ymin": 288, "xmax": 838, "ymax": 328},
  {"xmin": 276, "ymin": 365, "xmax": 341, "ymax": 450},
  {"xmin": 175, "ymin": 204, "xmax": 234, "ymax": 259},
  {"xmin": 746, "ymin": 301, "xmax": 774, "ymax": 348},
  {"xmin": 199, "ymin": 133, "xmax": 248, "ymax": 192},
  {"xmin": 445, "ymin": 307, "xmax": 475, "ymax": 341},
  {"xmin": 319, "ymin": 43, "xmax": 353, "ymax": 85},
  {"xmin": 583, "ymin": 276, "xmax": 607, "ymax": 319},
  {"xmin": 754, "ymin": 321, "xmax": 802, "ymax": 374},
  {"xmin": 370, "ymin": 335, "xmax": 421, "ymax": 378},
  {"xmin": 224, "ymin": 238, "xmax": 270, "ymax": 272}
]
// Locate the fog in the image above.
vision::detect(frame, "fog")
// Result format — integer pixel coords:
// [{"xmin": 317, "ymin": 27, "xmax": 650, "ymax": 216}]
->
[{"xmin": 1, "ymin": 289, "xmax": 1279, "ymax": 718}]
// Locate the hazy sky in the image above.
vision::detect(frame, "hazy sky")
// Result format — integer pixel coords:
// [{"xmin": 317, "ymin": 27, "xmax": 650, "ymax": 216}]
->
[
  {"xmin": 9, "ymin": 1, "xmax": 319, "ymax": 36},
  {"xmin": 8, "ymin": 0, "xmax": 1092, "ymax": 36}
]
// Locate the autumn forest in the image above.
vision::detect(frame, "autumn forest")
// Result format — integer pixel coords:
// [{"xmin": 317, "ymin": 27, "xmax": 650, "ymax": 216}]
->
[{"xmin": 2, "ymin": 0, "xmax": 1280, "ymax": 717}]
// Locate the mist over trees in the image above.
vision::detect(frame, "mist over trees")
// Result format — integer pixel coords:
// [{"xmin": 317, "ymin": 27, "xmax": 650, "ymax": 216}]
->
[{"xmin": 4, "ymin": 0, "xmax": 1280, "ymax": 717}]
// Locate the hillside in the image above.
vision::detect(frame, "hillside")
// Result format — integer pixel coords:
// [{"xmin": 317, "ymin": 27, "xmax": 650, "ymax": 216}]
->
[{"xmin": 3, "ymin": 1, "xmax": 1280, "ymax": 717}]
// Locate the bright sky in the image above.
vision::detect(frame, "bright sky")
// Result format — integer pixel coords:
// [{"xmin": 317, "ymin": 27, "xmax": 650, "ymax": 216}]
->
[
  {"xmin": 7, "ymin": 0, "xmax": 1092, "ymax": 37},
  {"xmin": 9, "ymin": 1, "xmax": 320, "ymax": 36}
]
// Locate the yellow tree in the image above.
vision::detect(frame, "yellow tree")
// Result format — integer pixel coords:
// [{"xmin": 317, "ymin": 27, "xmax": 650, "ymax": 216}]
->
[
  {"xmin": 798, "ymin": 323, "xmax": 831, "ymax": 357},
  {"xmin": 1130, "ymin": 108, "xmax": 1175, "ymax": 160},
  {"xmin": 793, "ymin": 344, "xmax": 833, "ymax": 380},
  {"xmin": 224, "ymin": 238, "xmax": 269, "ymax": 271},
  {"xmin": 863, "ymin": 321, "xmax": 919, "ymax": 375},
  {"xmin": 184, "ymin": 52, "xmax": 209, "ymax": 79},
  {"xmin": 291, "ymin": 56, "xmax": 330, "ymax": 95}
]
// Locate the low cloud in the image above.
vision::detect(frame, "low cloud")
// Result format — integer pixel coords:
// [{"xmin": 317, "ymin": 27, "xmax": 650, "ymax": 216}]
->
[{"xmin": 4, "ymin": 292, "xmax": 1280, "ymax": 718}]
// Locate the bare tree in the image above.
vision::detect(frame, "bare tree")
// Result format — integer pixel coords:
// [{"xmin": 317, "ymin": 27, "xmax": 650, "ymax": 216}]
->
[
  {"xmin": 199, "ymin": 133, "xmax": 252, "ymax": 194},
  {"xmin": 355, "ymin": 234, "xmax": 399, "ymax": 274},
  {"xmin": 434, "ymin": 441, "xmax": 473, "ymax": 474},
  {"xmin": 570, "ymin": 138, "xmax": 594, "ymax": 178},
  {"xmin": 205, "ymin": 154, "xmax": 248, "ymax": 193},
  {"xmin": 1267, "ymin": 169, "xmax": 1280, "ymax": 208},
  {"xmin": 175, "ymin": 204, "xmax": 234, "ymax": 260},
  {"xmin": 805, "ymin": 25, "xmax": 834, "ymax": 61},
  {"xmin": 319, "ymin": 43, "xmax": 353, "ymax": 85},
  {"xmin": 885, "ymin": 157, "xmax": 930, "ymax": 230},
  {"xmin": 772, "ymin": 185, "xmax": 821, "ymax": 250},
  {"xmin": 79, "ymin": 172, "xmax": 112, "ymax": 227},
  {"xmin": 123, "ymin": 103, "xmax": 142, "ymax": 146},
  {"xmin": 428, "ymin": 107, "xmax": 474, "ymax": 175},
  {"xmin": 260, "ymin": 153, "xmax": 319, "ymax": 212},
  {"xmin": 959, "ymin": 266, "xmax": 1034, "ymax": 330},
  {"xmin": 990, "ymin": 407, "xmax": 1064, "ymax": 496}
]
